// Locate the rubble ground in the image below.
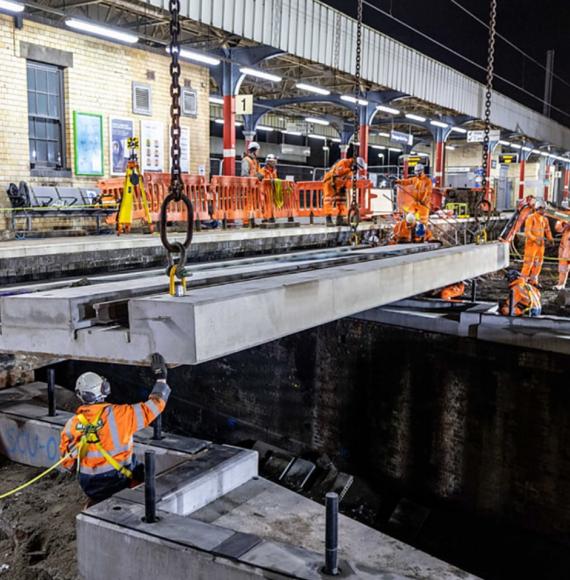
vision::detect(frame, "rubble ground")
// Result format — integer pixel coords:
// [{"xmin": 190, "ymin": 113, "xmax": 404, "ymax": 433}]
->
[{"xmin": 0, "ymin": 459, "xmax": 82, "ymax": 580}]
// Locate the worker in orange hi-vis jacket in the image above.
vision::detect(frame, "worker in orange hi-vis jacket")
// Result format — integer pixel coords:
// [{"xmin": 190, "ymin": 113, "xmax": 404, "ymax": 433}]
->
[
  {"xmin": 322, "ymin": 156, "xmax": 367, "ymax": 225},
  {"xmin": 499, "ymin": 270, "xmax": 542, "ymax": 316},
  {"xmin": 554, "ymin": 203, "xmax": 570, "ymax": 290},
  {"xmin": 59, "ymin": 353, "xmax": 170, "ymax": 504},
  {"xmin": 440, "ymin": 281, "xmax": 466, "ymax": 301},
  {"xmin": 395, "ymin": 163, "xmax": 432, "ymax": 225},
  {"xmin": 260, "ymin": 154, "xmax": 278, "ymax": 180},
  {"xmin": 521, "ymin": 199, "xmax": 553, "ymax": 287}
]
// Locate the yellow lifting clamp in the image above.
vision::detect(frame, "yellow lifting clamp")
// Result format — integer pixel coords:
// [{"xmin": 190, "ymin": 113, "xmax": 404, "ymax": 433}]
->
[
  {"xmin": 168, "ymin": 264, "xmax": 187, "ymax": 297},
  {"xmin": 117, "ymin": 137, "xmax": 154, "ymax": 235}
]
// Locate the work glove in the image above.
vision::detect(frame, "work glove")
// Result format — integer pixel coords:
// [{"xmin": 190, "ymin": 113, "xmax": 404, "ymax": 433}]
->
[{"xmin": 150, "ymin": 352, "xmax": 168, "ymax": 382}]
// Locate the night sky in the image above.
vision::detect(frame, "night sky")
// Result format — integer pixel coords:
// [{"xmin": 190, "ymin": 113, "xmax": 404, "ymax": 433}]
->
[{"xmin": 322, "ymin": 0, "xmax": 570, "ymax": 129}]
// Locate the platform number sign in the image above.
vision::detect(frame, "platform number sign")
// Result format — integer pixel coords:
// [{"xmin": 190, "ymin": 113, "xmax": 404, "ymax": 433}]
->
[
  {"xmin": 499, "ymin": 153, "xmax": 519, "ymax": 165},
  {"xmin": 236, "ymin": 94, "xmax": 253, "ymax": 115}
]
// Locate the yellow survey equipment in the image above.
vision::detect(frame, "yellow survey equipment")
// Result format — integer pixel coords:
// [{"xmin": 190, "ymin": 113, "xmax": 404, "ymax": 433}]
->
[{"xmin": 117, "ymin": 137, "xmax": 154, "ymax": 235}]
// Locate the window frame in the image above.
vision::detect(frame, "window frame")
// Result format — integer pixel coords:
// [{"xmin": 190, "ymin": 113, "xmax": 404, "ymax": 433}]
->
[{"xmin": 27, "ymin": 60, "xmax": 67, "ymax": 172}]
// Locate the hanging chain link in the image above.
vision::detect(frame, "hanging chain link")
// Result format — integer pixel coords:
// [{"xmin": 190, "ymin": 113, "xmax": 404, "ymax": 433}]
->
[
  {"xmin": 348, "ymin": 0, "xmax": 363, "ymax": 241},
  {"xmin": 160, "ymin": 0, "xmax": 194, "ymax": 290},
  {"xmin": 480, "ymin": 0, "xmax": 497, "ymax": 217}
]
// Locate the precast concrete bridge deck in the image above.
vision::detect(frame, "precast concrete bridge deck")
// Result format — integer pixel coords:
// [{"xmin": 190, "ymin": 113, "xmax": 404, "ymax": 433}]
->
[{"xmin": 0, "ymin": 242, "xmax": 509, "ymax": 365}]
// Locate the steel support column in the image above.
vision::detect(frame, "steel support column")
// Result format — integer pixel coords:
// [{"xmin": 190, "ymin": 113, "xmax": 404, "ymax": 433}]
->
[
  {"xmin": 564, "ymin": 165, "xmax": 570, "ymax": 200},
  {"xmin": 434, "ymin": 140, "xmax": 445, "ymax": 188},
  {"xmin": 359, "ymin": 124, "xmax": 369, "ymax": 165},
  {"xmin": 223, "ymin": 94, "xmax": 236, "ymax": 176}
]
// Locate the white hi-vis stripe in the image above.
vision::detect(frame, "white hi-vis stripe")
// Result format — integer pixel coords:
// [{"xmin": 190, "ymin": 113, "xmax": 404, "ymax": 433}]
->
[
  {"xmin": 145, "ymin": 398, "xmax": 160, "ymax": 419},
  {"xmin": 133, "ymin": 403, "xmax": 145, "ymax": 431},
  {"xmin": 223, "ymin": 148, "xmax": 236, "ymax": 157}
]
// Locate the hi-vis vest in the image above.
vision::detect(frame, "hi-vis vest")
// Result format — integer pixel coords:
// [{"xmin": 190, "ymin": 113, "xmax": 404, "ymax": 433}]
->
[{"xmin": 60, "ymin": 398, "xmax": 165, "ymax": 477}]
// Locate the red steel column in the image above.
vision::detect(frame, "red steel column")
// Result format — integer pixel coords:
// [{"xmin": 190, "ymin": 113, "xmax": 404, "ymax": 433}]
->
[
  {"xmin": 564, "ymin": 166, "xmax": 570, "ymax": 200},
  {"xmin": 339, "ymin": 144, "xmax": 349, "ymax": 160},
  {"xmin": 222, "ymin": 95, "xmax": 236, "ymax": 176},
  {"xmin": 544, "ymin": 161, "xmax": 551, "ymax": 201},
  {"xmin": 434, "ymin": 140, "xmax": 445, "ymax": 187},
  {"xmin": 402, "ymin": 157, "xmax": 409, "ymax": 179},
  {"xmin": 358, "ymin": 124, "xmax": 369, "ymax": 165},
  {"xmin": 518, "ymin": 158, "xmax": 526, "ymax": 199}
]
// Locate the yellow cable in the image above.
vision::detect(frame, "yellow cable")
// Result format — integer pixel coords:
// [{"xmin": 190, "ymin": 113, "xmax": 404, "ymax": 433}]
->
[{"xmin": 0, "ymin": 454, "xmax": 71, "ymax": 500}]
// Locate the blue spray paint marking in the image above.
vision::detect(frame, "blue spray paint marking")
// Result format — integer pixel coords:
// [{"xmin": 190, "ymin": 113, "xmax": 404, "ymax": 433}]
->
[{"xmin": 4, "ymin": 427, "xmax": 59, "ymax": 464}]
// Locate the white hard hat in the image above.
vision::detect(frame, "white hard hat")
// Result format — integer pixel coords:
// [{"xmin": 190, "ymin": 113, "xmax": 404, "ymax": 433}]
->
[
  {"xmin": 414, "ymin": 163, "xmax": 425, "ymax": 174},
  {"xmin": 561, "ymin": 200, "xmax": 569, "ymax": 209},
  {"xmin": 405, "ymin": 212, "xmax": 417, "ymax": 225},
  {"xmin": 535, "ymin": 199, "xmax": 546, "ymax": 209},
  {"xmin": 266, "ymin": 153, "xmax": 277, "ymax": 162},
  {"xmin": 356, "ymin": 156, "xmax": 367, "ymax": 171},
  {"xmin": 248, "ymin": 141, "xmax": 260, "ymax": 151},
  {"xmin": 75, "ymin": 372, "xmax": 110, "ymax": 404}
]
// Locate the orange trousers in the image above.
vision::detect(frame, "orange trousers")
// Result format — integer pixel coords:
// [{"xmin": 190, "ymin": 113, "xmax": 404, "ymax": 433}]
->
[
  {"xmin": 558, "ymin": 260, "xmax": 570, "ymax": 287},
  {"xmin": 521, "ymin": 242, "xmax": 545, "ymax": 283},
  {"xmin": 323, "ymin": 182, "xmax": 347, "ymax": 216}
]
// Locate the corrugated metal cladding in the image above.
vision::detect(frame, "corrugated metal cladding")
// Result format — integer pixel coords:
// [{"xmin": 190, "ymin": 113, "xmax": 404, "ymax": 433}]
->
[{"xmin": 152, "ymin": 0, "xmax": 570, "ymax": 149}]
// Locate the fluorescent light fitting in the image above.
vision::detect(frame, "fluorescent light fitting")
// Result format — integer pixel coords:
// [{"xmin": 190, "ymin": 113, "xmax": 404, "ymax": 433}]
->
[
  {"xmin": 376, "ymin": 105, "xmax": 400, "ymax": 115},
  {"xmin": 295, "ymin": 82, "xmax": 330, "ymax": 96},
  {"xmin": 214, "ymin": 119, "xmax": 242, "ymax": 127},
  {"xmin": 378, "ymin": 153, "xmax": 385, "ymax": 158},
  {"xmin": 389, "ymin": 147, "xmax": 401, "ymax": 152},
  {"xmin": 239, "ymin": 67, "xmax": 282, "ymax": 82},
  {"xmin": 65, "ymin": 18, "xmax": 138, "ymax": 43},
  {"xmin": 405, "ymin": 113, "xmax": 426, "ymax": 122},
  {"xmin": 341, "ymin": 95, "xmax": 369, "ymax": 106},
  {"xmin": 522, "ymin": 146, "xmax": 532, "ymax": 152},
  {"xmin": 305, "ymin": 117, "xmax": 330, "ymax": 126},
  {"xmin": 177, "ymin": 48, "xmax": 220, "ymax": 66},
  {"xmin": 308, "ymin": 134, "xmax": 327, "ymax": 141},
  {"xmin": 331, "ymin": 138, "xmax": 341, "ymax": 143},
  {"xmin": 208, "ymin": 96, "xmax": 224, "ymax": 105},
  {"xmin": 445, "ymin": 145, "xmax": 456, "ymax": 150},
  {"xmin": 511, "ymin": 143, "xmax": 522, "ymax": 149},
  {"xmin": 377, "ymin": 132, "xmax": 390, "ymax": 138},
  {"xmin": 430, "ymin": 120, "xmax": 448, "ymax": 128},
  {"xmin": 531, "ymin": 149, "xmax": 541, "ymax": 154},
  {"xmin": 450, "ymin": 126, "xmax": 467, "ymax": 134},
  {"xmin": 372, "ymin": 145, "xmax": 385, "ymax": 150},
  {"xmin": 256, "ymin": 125, "xmax": 273, "ymax": 132},
  {"xmin": 281, "ymin": 130, "xmax": 302, "ymax": 136},
  {"xmin": 0, "ymin": 0, "xmax": 24, "ymax": 13},
  {"xmin": 235, "ymin": 122, "xmax": 243, "ymax": 127},
  {"xmin": 498, "ymin": 140, "xmax": 511, "ymax": 146},
  {"xmin": 540, "ymin": 151, "xmax": 550, "ymax": 157}
]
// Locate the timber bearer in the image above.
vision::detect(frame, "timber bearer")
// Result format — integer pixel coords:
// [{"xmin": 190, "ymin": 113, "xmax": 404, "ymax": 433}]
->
[{"xmin": 59, "ymin": 353, "xmax": 170, "ymax": 504}]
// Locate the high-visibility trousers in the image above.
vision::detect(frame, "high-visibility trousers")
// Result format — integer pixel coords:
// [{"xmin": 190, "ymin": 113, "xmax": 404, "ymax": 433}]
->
[
  {"xmin": 558, "ymin": 259, "xmax": 570, "ymax": 287},
  {"xmin": 521, "ymin": 242, "xmax": 545, "ymax": 283},
  {"xmin": 323, "ymin": 181, "xmax": 347, "ymax": 216}
]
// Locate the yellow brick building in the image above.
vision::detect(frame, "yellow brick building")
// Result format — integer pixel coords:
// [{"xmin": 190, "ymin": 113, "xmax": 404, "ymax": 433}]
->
[{"xmin": 0, "ymin": 14, "xmax": 210, "ymax": 190}]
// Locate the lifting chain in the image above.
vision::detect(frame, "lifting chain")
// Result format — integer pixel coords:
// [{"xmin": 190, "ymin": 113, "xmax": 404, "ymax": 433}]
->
[
  {"xmin": 475, "ymin": 0, "xmax": 497, "ymax": 242},
  {"xmin": 160, "ymin": 0, "xmax": 194, "ymax": 295},
  {"xmin": 348, "ymin": 0, "xmax": 363, "ymax": 246}
]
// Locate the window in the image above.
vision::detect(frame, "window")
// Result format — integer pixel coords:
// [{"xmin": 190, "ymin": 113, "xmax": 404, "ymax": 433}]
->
[{"xmin": 27, "ymin": 62, "xmax": 65, "ymax": 169}]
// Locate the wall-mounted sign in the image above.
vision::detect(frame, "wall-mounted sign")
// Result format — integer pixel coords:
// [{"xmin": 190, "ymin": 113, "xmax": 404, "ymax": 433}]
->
[
  {"xmin": 109, "ymin": 117, "xmax": 135, "ymax": 176},
  {"xmin": 467, "ymin": 129, "xmax": 501, "ymax": 143},
  {"xmin": 281, "ymin": 144, "xmax": 311, "ymax": 157},
  {"xmin": 499, "ymin": 153, "xmax": 519, "ymax": 165},
  {"xmin": 406, "ymin": 155, "xmax": 425, "ymax": 167},
  {"xmin": 73, "ymin": 111, "xmax": 104, "ymax": 177},
  {"xmin": 390, "ymin": 130, "xmax": 413, "ymax": 146},
  {"xmin": 236, "ymin": 94, "xmax": 253, "ymax": 115},
  {"xmin": 140, "ymin": 120, "xmax": 164, "ymax": 172},
  {"xmin": 286, "ymin": 122, "xmax": 305, "ymax": 134}
]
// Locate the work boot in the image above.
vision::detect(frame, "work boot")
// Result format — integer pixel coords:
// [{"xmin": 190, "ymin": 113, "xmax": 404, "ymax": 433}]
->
[{"xmin": 326, "ymin": 215, "xmax": 333, "ymax": 226}]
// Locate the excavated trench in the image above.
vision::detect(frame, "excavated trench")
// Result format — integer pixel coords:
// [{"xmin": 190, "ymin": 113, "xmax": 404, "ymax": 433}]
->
[{"xmin": 39, "ymin": 313, "xmax": 570, "ymax": 580}]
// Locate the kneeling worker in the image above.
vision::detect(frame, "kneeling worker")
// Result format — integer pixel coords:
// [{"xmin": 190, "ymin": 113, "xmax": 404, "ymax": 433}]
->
[
  {"xmin": 59, "ymin": 353, "xmax": 170, "ymax": 503},
  {"xmin": 499, "ymin": 270, "xmax": 541, "ymax": 317}
]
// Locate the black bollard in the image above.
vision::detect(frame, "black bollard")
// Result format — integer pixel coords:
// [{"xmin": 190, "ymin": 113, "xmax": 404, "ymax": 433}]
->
[
  {"xmin": 324, "ymin": 492, "xmax": 339, "ymax": 575},
  {"xmin": 509, "ymin": 289, "xmax": 515, "ymax": 317},
  {"xmin": 47, "ymin": 368, "xmax": 56, "ymax": 417},
  {"xmin": 471, "ymin": 279, "xmax": 478, "ymax": 303},
  {"xmin": 152, "ymin": 414, "xmax": 163, "ymax": 440},
  {"xmin": 144, "ymin": 451, "xmax": 157, "ymax": 523}
]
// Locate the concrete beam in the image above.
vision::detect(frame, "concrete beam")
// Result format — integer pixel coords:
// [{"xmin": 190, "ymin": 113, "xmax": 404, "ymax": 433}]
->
[{"xmin": 0, "ymin": 244, "xmax": 509, "ymax": 365}]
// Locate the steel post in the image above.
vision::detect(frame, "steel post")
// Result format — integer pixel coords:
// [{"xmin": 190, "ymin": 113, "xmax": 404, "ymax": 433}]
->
[
  {"xmin": 144, "ymin": 450, "xmax": 157, "ymax": 523},
  {"xmin": 324, "ymin": 492, "xmax": 339, "ymax": 575},
  {"xmin": 47, "ymin": 368, "xmax": 56, "ymax": 417},
  {"xmin": 152, "ymin": 414, "xmax": 163, "ymax": 440}
]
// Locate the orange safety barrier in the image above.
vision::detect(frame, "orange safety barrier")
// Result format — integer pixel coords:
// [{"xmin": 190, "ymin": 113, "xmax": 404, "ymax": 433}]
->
[
  {"xmin": 99, "ymin": 173, "xmax": 211, "ymax": 226},
  {"xmin": 98, "ymin": 174, "xmax": 377, "ymax": 228},
  {"xmin": 210, "ymin": 175, "xmax": 263, "ymax": 223},
  {"xmin": 296, "ymin": 179, "xmax": 375, "ymax": 218}
]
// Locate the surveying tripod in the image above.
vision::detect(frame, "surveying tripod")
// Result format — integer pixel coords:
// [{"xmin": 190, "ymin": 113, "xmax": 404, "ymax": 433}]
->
[{"xmin": 117, "ymin": 137, "xmax": 154, "ymax": 235}]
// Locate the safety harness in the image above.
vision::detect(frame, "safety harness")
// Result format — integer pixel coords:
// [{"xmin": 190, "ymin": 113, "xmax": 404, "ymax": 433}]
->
[{"xmin": 76, "ymin": 407, "xmax": 133, "ymax": 479}]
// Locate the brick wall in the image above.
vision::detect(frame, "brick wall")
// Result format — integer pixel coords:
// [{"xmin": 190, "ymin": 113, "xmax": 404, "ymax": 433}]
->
[{"xmin": 0, "ymin": 14, "xmax": 210, "ymax": 191}]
